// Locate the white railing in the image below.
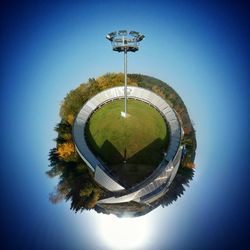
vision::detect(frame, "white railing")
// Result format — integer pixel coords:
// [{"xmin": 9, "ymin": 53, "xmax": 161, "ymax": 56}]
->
[{"xmin": 73, "ymin": 86, "xmax": 182, "ymax": 200}]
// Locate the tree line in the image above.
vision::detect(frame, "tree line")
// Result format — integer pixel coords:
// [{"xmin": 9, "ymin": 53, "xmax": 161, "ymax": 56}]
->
[{"xmin": 47, "ymin": 73, "xmax": 197, "ymax": 214}]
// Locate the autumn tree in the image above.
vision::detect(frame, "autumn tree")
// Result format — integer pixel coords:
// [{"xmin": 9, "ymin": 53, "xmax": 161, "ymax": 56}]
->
[
  {"xmin": 57, "ymin": 142, "xmax": 75, "ymax": 160},
  {"xmin": 48, "ymin": 72, "xmax": 197, "ymax": 214}
]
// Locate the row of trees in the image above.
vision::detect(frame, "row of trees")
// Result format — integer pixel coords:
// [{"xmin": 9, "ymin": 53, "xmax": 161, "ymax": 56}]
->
[
  {"xmin": 47, "ymin": 73, "xmax": 197, "ymax": 214},
  {"xmin": 47, "ymin": 119, "xmax": 103, "ymax": 211},
  {"xmin": 128, "ymin": 74, "xmax": 197, "ymax": 168}
]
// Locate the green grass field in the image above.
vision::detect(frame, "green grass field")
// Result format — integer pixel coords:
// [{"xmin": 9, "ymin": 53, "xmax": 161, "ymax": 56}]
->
[{"xmin": 85, "ymin": 99, "xmax": 168, "ymax": 187}]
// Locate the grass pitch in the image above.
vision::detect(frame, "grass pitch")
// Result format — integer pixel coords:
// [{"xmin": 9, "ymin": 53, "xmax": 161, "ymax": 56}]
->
[{"xmin": 85, "ymin": 99, "xmax": 168, "ymax": 187}]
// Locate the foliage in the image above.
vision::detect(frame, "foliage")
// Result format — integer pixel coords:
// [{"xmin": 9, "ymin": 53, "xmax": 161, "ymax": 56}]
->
[
  {"xmin": 54, "ymin": 120, "xmax": 72, "ymax": 143},
  {"xmin": 59, "ymin": 73, "xmax": 137, "ymax": 122},
  {"xmin": 48, "ymin": 109, "xmax": 103, "ymax": 211},
  {"xmin": 66, "ymin": 114, "xmax": 75, "ymax": 125},
  {"xmin": 57, "ymin": 142, "xmax": 75, "ymax": 159},
  {"xmin": 159, "ymin": 167, "xmax": 195, "ymax": 207},
  {"xmin": 48, "ymin": 72, "xmax": 197, "ymax": 215},
  {"xmin": 96, "ymin": 72, "xmax": 136, "ymax": 89}
]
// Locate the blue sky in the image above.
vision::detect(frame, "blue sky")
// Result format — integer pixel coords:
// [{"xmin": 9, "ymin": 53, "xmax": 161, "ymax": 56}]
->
[{"xmin": 1, "ymin": 1, "xmax": 249, "ymax": 249}]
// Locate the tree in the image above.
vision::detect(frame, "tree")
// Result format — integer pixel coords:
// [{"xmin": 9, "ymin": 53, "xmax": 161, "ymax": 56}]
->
[
  {"xmin": 84, "ymin": 190, "xmax": 100, "ymax": 209},
  {"xmin": 57, "ymin": 142, "xmax": 75, "ymax": 159},
  {"xmin": 79, "ymin": 182, "xmax": 95, "ymax": 197},
  {"xmin": 48, "ymin": 72, "xmax": 197, "ymax": 215},
  {"xmin": 49, "ymin": 180, "xmax": 70, "ymax": 204},
  {"xmin": 66, "ymin": 114, "xmax": 75, "ymax": 125}
]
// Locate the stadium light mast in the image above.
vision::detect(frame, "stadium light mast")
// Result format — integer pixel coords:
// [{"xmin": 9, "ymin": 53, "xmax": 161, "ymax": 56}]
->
[{"xmin": 106, "ymin": 30, "xmax": 145, "ymax": 117}]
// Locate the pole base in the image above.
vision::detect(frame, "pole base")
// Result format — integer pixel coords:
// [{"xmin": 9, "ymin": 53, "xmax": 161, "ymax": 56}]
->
[{"xmin": 121, "ymin": 111, "xmax": 127, "ymax": 118}]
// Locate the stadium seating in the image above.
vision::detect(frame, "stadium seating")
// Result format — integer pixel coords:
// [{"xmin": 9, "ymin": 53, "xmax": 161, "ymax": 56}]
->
[{"xmin": 73, "ymin": 86, "xmax": 182, "ymax": 201}]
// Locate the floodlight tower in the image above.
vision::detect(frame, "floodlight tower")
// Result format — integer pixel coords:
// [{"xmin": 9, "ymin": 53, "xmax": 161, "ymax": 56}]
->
[{"xmin": 106, "ymin": 30, "xmax": 145, "ymax": 117}]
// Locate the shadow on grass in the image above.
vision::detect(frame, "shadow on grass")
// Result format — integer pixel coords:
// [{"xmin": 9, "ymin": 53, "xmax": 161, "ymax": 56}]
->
[
  {"xmin": 100, "ymin": 140, "xmax": 124, "ymax": 164},
  {"xmin": 100, "ymin": 138, "xmax": 167, "ymax": 165},
  {"xmin": 86, "ymin": 122, "xmax": 167, "ymax": 164},
  {"xmin": 127, "ymin": 138, "xmax": 166, "ymax": 165},
  {"xmin": 87, "ymin": 136, "xmax": 168, "ymax": 187},
  {"xmin": 85, "ymin": 122, "xmax": 169, "ymax": 186}
]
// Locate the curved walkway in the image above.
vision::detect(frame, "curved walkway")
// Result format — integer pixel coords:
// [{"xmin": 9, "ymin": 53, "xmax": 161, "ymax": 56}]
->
[{"xmin": 73, "ymin": 86, "xmax": 182, "ymax": 203}]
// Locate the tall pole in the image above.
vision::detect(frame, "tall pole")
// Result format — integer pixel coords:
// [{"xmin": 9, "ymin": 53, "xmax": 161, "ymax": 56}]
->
[
  {"xmin": 124, "ymin": 49, "xmax": 127, "ymax": 117},
  {"xmin": 106, "ymin": 30, "xmax": 144, "ymax": 118}
]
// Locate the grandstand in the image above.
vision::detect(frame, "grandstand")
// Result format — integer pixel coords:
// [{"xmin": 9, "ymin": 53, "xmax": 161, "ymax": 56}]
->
[{"xmin": 73, "ymin": 86, "xmax": 183, "ymax": 204}]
